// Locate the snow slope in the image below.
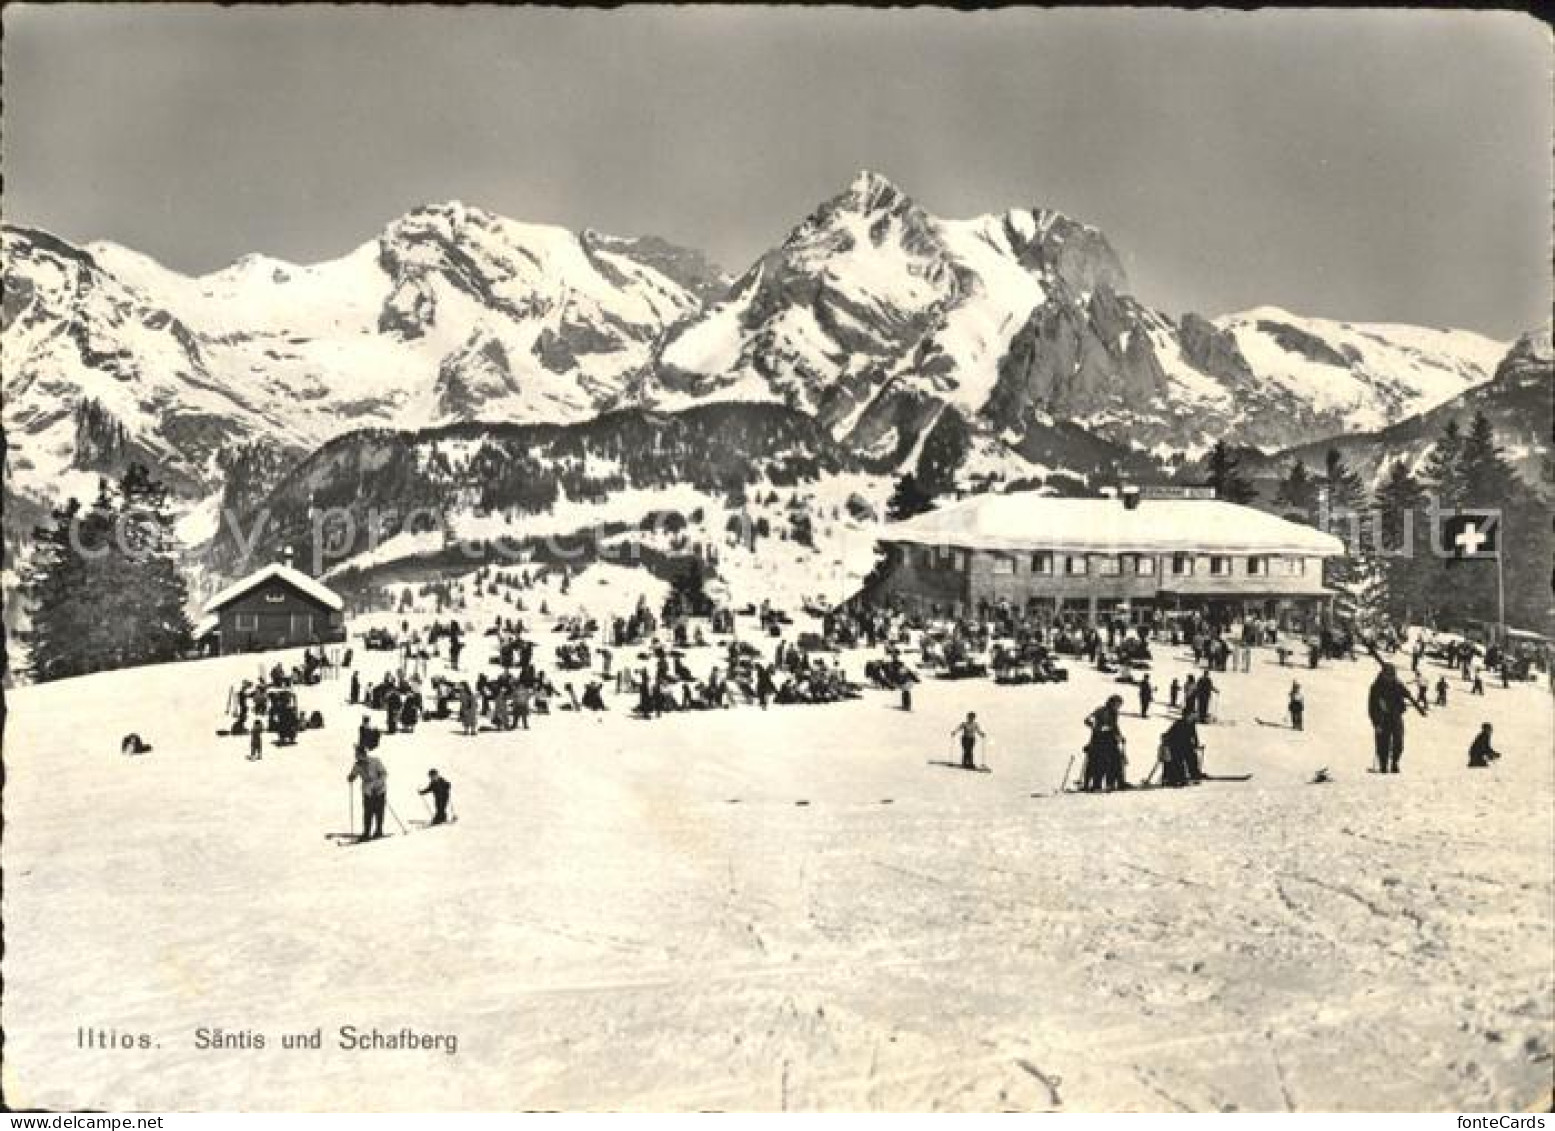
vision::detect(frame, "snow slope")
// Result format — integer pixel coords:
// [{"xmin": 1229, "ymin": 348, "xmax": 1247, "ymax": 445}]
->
[{"xmin": 3, "ymin": 625, "xmax": 1550, "ymax": 1110}]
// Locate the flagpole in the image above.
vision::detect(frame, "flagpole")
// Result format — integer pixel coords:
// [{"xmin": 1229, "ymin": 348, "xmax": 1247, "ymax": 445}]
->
[{"xmin": 1495, "ymin": 519, "xmax": 1506, "ymax": 645}]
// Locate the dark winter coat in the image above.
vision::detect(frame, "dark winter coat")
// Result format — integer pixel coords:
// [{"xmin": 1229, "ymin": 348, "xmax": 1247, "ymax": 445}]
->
[
  {"xmin": 1367, "ymin": 673, "xmax": 1414, "ymax": 727},
  {"xmin": 419, "ymin": 778, "xmax": 452, "ymax": 805}
]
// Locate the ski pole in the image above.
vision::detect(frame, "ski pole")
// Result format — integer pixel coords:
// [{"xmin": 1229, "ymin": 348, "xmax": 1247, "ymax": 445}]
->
[
  {"xmin": 347, "ymin": 783, "xmax": 355, "ymax": 839},
  {"xmin": 387, "ymin": 800, "xmax": 409, "ymax": 835},
  {"xmin": 1057, "ymin": 754, "xmax": 1076, "ymax": 794}
]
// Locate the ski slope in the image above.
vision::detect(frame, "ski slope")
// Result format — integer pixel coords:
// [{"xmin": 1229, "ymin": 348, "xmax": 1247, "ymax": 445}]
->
[{"xmin": 3, "ymin": 624, "xmax": 1550, "ymax": 1110}]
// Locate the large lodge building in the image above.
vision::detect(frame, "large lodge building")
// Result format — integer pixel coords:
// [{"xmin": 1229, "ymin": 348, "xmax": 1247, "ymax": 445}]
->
[{"xmin": 866, "ymin": 488, "xmax": 1345, "ymax": 627}]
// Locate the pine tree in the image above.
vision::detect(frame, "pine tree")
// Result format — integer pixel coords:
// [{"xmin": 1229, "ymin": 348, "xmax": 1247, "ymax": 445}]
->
[
  {"xmin": 1457, "ymin": 411, "xmax": 1517, "ymax": 507},
  {"xmin": 117, "ymin": 463, "xmax": 192, "ymax": 666},
  {"xmin": 21, "ymin": 498, "xmax": 90, "ymax": 682},
  {"xmin": 1421, "ymin": 418, "xmax": 1465, "ymax": 508},
  {"xmin": 1371, "ymin": 460, "xmax": 1428, "ymax": 625},
  {"xmin": 885, "ymin": 473, "xmax": 934, "ymax": 521},
  {"xmin": 76, "ymin": 478, "xmax": 129, "ymax": 670},
  {"xmin": 1274, "ymin": 460, "xmax": 1318, "ymax": 520},
  {"xmin": 21, "ymin": 466, "xmax": 192, "ymax": 680},
  {"xmin": 1204, "ymin": 441, "xmax": 1258, "ymax": 503},
  {"xmin": 1320, "ymin": 449, "xmax": 1365, "ymax": 597},
  {"xmin": 1322, "ymin": 448, "xmax": 1364, "ymax": 513}
]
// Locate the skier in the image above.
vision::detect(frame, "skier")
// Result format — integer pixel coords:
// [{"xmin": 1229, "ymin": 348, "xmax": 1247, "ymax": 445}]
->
[
  {"xmin": 951, "ymin": 712, "xmax": 986, "ymax": 771},
  {"xmin": 1288, "ymin": 681, "xmax": 1305, "ymax": 731},
  {"xmin": 1082, "ymin": 695, "xmax": 1127, "ymax": 791},
  {"xmin": 1159, "ymin": 708, "xmax": 1202, "ymax": 787},
  {"xmin": 347, "ymin": 745, "xmax": 389, "ymax": 841},
  {"xmin": 419, "ymin": 769, "xmax": 453, "ymax": 825},
  {"xmin": 349, "ymin": 670, "xmax": 361, "ymax": 705},
  {"xmin": 1137, "ymin": 675, "xmax": 1154, "ymax": 718},
  {"xmin": 1194, "ymin": 673, "xmax": 1216, "ymax": 723},
  {"xmin": 1366, "ymin": 662, "xmax": 1425, "ymax": 774},
  {"xmin": 1168, "ymin": 677, "xmax": 1181, "ymax": 710},
  {"xmin": 1435, "ymin": 676, "xmax": 1449, "ymax": 709},
  {"xmin": 900, "ymin": 682, "xmax": 913, "ymax": 712},
  {"xmin": 1467, "ymin": 723, "xmax": 1502, "ymax": 768},
  {"xmin": 248, "ymin": 718, "xmax": 264, "ymax": 762}
]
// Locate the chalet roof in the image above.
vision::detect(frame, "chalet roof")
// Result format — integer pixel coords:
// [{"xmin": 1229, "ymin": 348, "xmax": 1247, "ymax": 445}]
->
[
  {"xmin": 203, "ymin": 563, "xmax": 345, "ymax": 615},
  {"xmin": 881, "ymin": 494, "xmax": 1345, "ymax": 557}
]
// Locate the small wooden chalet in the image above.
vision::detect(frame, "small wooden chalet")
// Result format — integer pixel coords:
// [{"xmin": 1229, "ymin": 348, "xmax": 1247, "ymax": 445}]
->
[{"xmin": 201, "ymin": 564, "xmax": 346, "ymax": 656}]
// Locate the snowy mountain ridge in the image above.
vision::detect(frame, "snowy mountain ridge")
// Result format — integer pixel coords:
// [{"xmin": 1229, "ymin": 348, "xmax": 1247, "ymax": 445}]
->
[
  {"xmin": 3, "ymin": 173, "xmax": 1510, "ymax": 546},
  {"xmin": 3, "ymin": 204, "xmax": 723, "ymax": 529},
  {"xmin": 639, "ymin": 171, "xmax": 1504, "ymax": 461}
]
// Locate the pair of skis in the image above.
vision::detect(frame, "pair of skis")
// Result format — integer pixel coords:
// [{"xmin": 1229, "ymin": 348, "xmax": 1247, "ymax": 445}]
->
[{"xmin": 327, "ymin": 817, "xmax": 459, "ymax": 847}]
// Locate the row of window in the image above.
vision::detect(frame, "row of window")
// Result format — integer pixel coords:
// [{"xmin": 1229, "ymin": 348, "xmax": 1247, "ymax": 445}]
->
[
  {"xmin": 917, "ymin": 549, "xmax": 1306, "ymax": 578},
  {"xmin": 232, "ymin": 613, "xmax": 316, "ymax": 634}
]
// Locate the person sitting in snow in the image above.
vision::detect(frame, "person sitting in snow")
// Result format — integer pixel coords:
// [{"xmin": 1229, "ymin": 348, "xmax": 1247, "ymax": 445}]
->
[{"xmin": 1467, "ymin": 723, "xmax": 1502, "ymax": 768}]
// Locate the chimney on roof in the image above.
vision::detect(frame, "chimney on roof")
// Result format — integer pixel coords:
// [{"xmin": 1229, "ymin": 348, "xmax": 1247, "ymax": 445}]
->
[
  {"xmin": 281, "ymin": 547, "xmax": 295, "ymax": 569},
  {"xmin": 1121, "ymin": 484, "xmax": 1142, "ymax": 511},
  {"xmin": 1099, "ymin": 486, "xmax": 1119, "ymax": 500}
]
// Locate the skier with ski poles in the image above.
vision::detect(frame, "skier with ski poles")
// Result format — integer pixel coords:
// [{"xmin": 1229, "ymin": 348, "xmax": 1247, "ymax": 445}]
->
[
  {"xmin": 951, "ymin": 712, "xmax": 986, "ymax": 771},
  {"xmin": 419, "ymin": 769, "xmax": 453, "ymax": 825},
  {"xmin": 347, "ymin": 744, "xmax": 389, "ymax": 841}
]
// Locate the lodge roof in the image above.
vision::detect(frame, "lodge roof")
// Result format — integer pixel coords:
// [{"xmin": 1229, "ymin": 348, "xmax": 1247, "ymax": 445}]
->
[
  {"xmin": 880, "ymin": 494, "xmax": 1346, "ymax": 557},
  {"xmin": 203, "ymin": 563, "xmax": 345, "ymax": 616}
]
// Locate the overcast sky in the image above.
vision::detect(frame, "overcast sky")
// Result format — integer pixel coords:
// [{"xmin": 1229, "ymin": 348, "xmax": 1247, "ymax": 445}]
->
[{"xmin": 3, "ymin": 5, "xmax": 1549, "ymax": 338}]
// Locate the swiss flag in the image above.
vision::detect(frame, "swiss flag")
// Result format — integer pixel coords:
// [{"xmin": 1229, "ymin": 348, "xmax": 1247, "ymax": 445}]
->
[{"xmin": 1439, "ymin": 510, "xmax": 1501, "ymax": 559}]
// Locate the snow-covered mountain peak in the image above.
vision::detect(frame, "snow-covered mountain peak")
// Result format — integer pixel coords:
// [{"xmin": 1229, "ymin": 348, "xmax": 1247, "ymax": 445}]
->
[{"xmin": 843, "ymin": 169, "xmax": 909, "ymax": 211}]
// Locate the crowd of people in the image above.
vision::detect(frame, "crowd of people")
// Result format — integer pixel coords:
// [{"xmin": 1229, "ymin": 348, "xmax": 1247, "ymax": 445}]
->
[
  {"xmin": 223, "ymin": 646, "xmax": 334, "ymax": 756},
  {"xmin": 209, "ymin": 582, "xmax": 1545, "ymax": 841}
]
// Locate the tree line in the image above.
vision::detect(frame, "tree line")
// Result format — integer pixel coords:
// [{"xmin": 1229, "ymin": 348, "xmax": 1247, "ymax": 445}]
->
[{"xmin": 1262, "ymin": 412, "xmax": 1550, "ymax": 635}]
